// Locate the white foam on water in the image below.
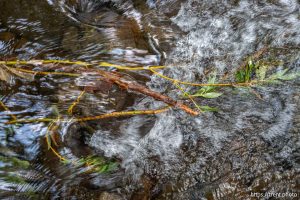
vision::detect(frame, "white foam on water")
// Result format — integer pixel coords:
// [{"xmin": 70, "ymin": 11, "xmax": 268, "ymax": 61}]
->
[
  {"xmin": 89, "ymin": 117, "xmax": 142, "ymax": 158},
  {"xmin": 169, "ymin": 0, "xmax": 300, "ymax": 72},
  {"xmin": 262, "ymin": 102, "xmax": 295, "ymax": 141},
  {"xmin": 88, "ymin": 0, "xmax": 300, "ymax": 184},
  {"xmin": 89, "ymin": 110, "xmax": 184, "ymax": 177}
]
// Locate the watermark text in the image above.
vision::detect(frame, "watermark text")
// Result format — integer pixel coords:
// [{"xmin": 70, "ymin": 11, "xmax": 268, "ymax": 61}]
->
[{"xmin": 250, "ymin": 191, "xmax": 298, "ymax": 198}]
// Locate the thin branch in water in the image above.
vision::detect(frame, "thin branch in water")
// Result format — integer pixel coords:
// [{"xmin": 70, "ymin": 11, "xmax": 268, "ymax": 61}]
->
[
  {"xmin": 173, "ymin": 81, "xmax": 202, "ymax": 112},
  {"xmin": 68, "ymin": 91, "xmax": 86, "ymax": 115},
  {"xmin": 96, "ymin": 69, "xmax": 199, "ymax": 115},
  {"xmin": 47, "ymin": 138, "xmax": 68, "ymax": 162},
  {"xmin": 74, "ymin": 106, "xmax": 170, "ymax": 122},
  {"xmin": 8, "ymin": 67, "xmax": 80, "ymax": 77},
  {"xmin": 45, "ymin": 117, "xmax": 61, "ymax": 148},
  {"xmin": 6, "ymin": 107, "xmax": 171, "ymax": 124},
  {"xmin": 98, "ymin": 61, "xmax": 165, "ymax": 70},
  {"xmin": 0, "ymin": 60, "xmax": 165, "ymax": 71},
  {"xmin": 0, "ymin": 99, "xmax": 17, "ymax": 121},
  {"xmin": 2, "ymin": 61, "xmax": 256, "ymax": 115},
  {"xmin": 6, "ymin": 118, "xmax": 54, "ymax": 124},
  {"xmin": 149, "ymin": 68, "xmax": 254, "ymax": 87}
]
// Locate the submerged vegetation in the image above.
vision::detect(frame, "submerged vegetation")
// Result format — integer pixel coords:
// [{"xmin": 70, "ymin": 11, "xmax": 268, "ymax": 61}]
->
[
  {"xmin": 235, "ymin": 60, "xmax": 300, "ymax": 84},
  {"xmin": 76, "ymin": 155, "xmax": 119, "ymax": 173},
  {"xmin": 0, "ymin": 52, "xmax": 299, "ymax": 174},
  {"xmin": 0, "ymin": 155, "xmax": 30, "ymax": 185},
  {"xmin": 0, "ymin": 53, "xmax": 300, "ymax": 173},
  {"xmin": 190, "ymin": 72, "xmax": 223, "ymax": 99}
]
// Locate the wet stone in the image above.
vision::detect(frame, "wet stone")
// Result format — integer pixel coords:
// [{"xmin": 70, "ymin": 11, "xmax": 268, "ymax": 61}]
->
[
  {"xmin": 99, "ymin": 192, "xmax": 122, "ymax": 200},
  {"xmin": 0, "ymin": 32, "xmax": 15, "ymax": 41},
  {"xmin": 13, "ymin": 37, "xmax": 27, "ymax": 50},
  {"xmin": 60, "ymin": 4, "xmax": 151, "ymax": 61},
  {"xmin": 61, "ymin": 26, "xmax": 83, "ymax": 53}
]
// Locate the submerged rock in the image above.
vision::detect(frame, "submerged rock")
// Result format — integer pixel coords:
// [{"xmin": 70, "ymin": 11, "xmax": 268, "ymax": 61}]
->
[
  {"xmin": 99, "ymin": 192, "xmax": 122, "ymax": 200},
  {"xmin": 60, "ymin": 0, "xmax": 159, "ymax": 64},
  {"xmin": 0, "ymin": 32, "xmax": 15, "ymax": 42}
]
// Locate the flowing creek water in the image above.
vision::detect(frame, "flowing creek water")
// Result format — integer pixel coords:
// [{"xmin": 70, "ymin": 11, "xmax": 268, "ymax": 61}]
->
[{"xmin": 0, "ymin": 0, "xmax": 299, "ymax": 199}]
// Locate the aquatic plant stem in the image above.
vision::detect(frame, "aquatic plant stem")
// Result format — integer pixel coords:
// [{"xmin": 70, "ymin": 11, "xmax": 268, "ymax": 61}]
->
[
  {"xmin": 2, "ymin": 64, "xmax": 197, "ymax": 115},
  {"xmin": 6, "ymin": 107, "xmax": 171, "ymax": 124},
  {"xmin": 44, "ymin": 115, "xmax": 67, "ymax": 161},
  {"xmin": 0, "ymin": 99, "xmax": 17, "ymax": 121},
  {"xmin": 0, "ymin": 60, "xmax": 165, "ymax": 71},
  {"xmin": 8, "ymin": 67, "xmax": 81, "ymax": 77},
  {"xmin": 75, "ymin": 106, "xmax": 170, "ymax": 122},
  {"xmin": 149, "ymin": 68, "xmax": 257, "ymax": 87},
  {"xmin": 5, "ymin": 61, "xmax": 258, "ymax": 87},
  {"xmin": 67, "ymin": 91, "xmax": 86, "ymax": 114},
  {"xmin": 95, "ymin": 69, "xmax": 199, "ymax": 115},
  {"xmin": 3, "ymin": 60, "xmax": 254, "ymax": 86},
  {"xmin": 173, "ymin": 81, "xmax": 202, "ymax": 112}
]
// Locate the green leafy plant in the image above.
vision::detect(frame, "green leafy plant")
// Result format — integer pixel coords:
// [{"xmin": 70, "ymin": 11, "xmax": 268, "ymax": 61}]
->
[
  {"xmin": 191, "ymin": 72, "xmax": 223, "ymax": 98},
  {"xmin": 265, "ymin": 69, "xmax": 300, "ymax": 83},
  {"xmin": 77, "ymin": 155, "xmax": 119, "ymax": 173},
  {"xmin": 189, "ymin": 59, "xmax": 299, "ymax": 112},
  {"xmin": 235, "ymin": 60, "xmax": 255, "ymax": 83},
  {"xmin": 199, "ymin": 105, "xmax": 219, "ymax": 112},
  {"xmin": 236, "ymin": 59, "xmax": 300, "ymax": 84},
  {"xmin": 255, "ymin": 64, "xmax": 268, "ymax": 81}
]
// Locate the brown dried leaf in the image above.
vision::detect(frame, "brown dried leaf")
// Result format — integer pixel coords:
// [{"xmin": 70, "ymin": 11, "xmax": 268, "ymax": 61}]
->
[{"xmin": 4, "ymin": 65, "xmax": 34, "ymax": 81}]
